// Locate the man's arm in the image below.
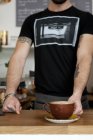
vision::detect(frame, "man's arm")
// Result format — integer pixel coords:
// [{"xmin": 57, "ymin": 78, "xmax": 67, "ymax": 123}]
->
[
  {"xmin": 3, "ymin": 37, "xmax": 32, "ymax": 114},
  {"xmin": 69, "ymin": 34, "xmax": 93, "ymax": 115},
  {"xmin": 6, "ymin": 37, "xmax": 32, "ymax": 94}
]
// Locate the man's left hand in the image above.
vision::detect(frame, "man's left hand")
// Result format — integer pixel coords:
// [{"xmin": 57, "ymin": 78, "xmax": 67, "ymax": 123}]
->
[{"xmin": 68, "ymin": 95, "xmax": 83, "ymax": 116}]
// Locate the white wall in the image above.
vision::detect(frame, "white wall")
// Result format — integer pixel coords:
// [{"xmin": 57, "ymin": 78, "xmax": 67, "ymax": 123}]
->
[{"xmin": 0, "ymin": 0, "xmax": 20, "ymax": 47}]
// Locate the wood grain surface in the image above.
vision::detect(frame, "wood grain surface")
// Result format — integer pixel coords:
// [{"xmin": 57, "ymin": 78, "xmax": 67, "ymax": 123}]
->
[{"xmin": 0, "ymin": 110, "xmax": 93, "ymax": 134}]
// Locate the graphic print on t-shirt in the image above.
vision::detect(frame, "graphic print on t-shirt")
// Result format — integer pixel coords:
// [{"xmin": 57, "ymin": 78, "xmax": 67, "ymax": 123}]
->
[{"xmin": 34, "ymin": 16, "xmax": 80, "ymax": 47}]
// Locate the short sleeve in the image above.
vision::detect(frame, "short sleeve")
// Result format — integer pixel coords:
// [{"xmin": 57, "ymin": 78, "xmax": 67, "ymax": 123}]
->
[
  {"xmin": 80, "ymin": 12, "xmax": 93, "ymax": 35},
  {"xmin": 19, "ymin": 15, "xmax": 34, "ymax": 42}
]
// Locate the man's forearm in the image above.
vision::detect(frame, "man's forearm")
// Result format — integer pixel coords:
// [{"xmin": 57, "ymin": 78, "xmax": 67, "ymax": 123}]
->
[
  {"xmin": 6, "ymin": 55, "xmax": 25, "ymax": 94},
  {"xmin": 5, "ymin": 37, "xmax": 32, "ymax": 95},
  {"xmin": 73, "ymin": 55, "xmax": 92, "ymax": 98}
]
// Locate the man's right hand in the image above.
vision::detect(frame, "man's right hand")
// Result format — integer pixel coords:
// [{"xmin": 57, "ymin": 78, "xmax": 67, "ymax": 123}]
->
[{"xmin": 2, "ymin": 96, "xmax": 22, "ymax": 114}]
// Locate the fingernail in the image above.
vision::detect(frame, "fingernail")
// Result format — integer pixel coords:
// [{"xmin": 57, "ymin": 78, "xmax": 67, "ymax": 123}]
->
[{"xmin": 16, "ymin": 111, "xmax": 20, "ymax": 114}]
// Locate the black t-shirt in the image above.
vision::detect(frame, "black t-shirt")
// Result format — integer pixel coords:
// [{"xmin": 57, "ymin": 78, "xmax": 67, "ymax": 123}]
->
[{"xmin": 19, "ymin": 6, "xmax": 93, "ymax": 97}]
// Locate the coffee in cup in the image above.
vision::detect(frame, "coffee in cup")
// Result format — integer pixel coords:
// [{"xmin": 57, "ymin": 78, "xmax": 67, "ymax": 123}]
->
[{"xmin": 44, "ymin": 101, "xmax": 74, "ymax": 119}]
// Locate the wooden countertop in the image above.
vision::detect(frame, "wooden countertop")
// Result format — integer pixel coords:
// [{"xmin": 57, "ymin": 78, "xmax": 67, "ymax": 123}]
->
[{"xmin": 0, "ymin": 109, "xmax": 93, "ymax": 134}]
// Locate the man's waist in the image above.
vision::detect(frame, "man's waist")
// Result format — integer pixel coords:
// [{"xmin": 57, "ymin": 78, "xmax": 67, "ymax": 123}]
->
[
  {"xmin": 35, "ymin": 86, "xmax": 88, "ymax": 97},
  {"xmin": 35, "ymin": 87, "xmax": 73, "ymax": 97}
]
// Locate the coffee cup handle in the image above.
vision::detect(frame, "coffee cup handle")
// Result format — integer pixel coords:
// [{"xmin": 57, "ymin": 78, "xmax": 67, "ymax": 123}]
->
[{"xmin": 43, "ymin": 103, "xmax": 51, "ymax": 113}]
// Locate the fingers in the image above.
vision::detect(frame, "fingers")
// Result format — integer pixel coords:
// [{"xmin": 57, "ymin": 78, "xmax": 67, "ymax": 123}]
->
[
  {"xmin": 3, "ymin": 105, "xmax": 16, "ymax": 113},
  {"xmin": 7, "ymin": 106, "xmax": 16, "ymax": 112},
  {"xmin": 2, "ymin": 97, "xmax": 22, "ymax": 114},
  {"xmin": 73, "ymin": 103, "xmax": 83, "ymax": 116},
  {"xmin": 73, "ymin": 109, "xmax": 83, "ymax": 116},
  {"xmin": 15, "ymin": 103, "xmax": 22, "ymax": 114},
  {"xmin": 3, "ymin": 104, "xmax": 22, "ymax": 114}
]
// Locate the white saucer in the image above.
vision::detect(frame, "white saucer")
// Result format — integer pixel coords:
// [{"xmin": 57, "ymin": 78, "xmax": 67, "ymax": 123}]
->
[{"xmin": 45, "ymin": 114, "xmax": 80, "ymax": 124}]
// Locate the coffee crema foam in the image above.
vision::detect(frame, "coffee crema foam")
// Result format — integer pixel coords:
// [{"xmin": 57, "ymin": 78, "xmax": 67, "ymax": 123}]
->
[{"xmin": 50, "ymin": 101, "xmax": 74, "ymax": 104}]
